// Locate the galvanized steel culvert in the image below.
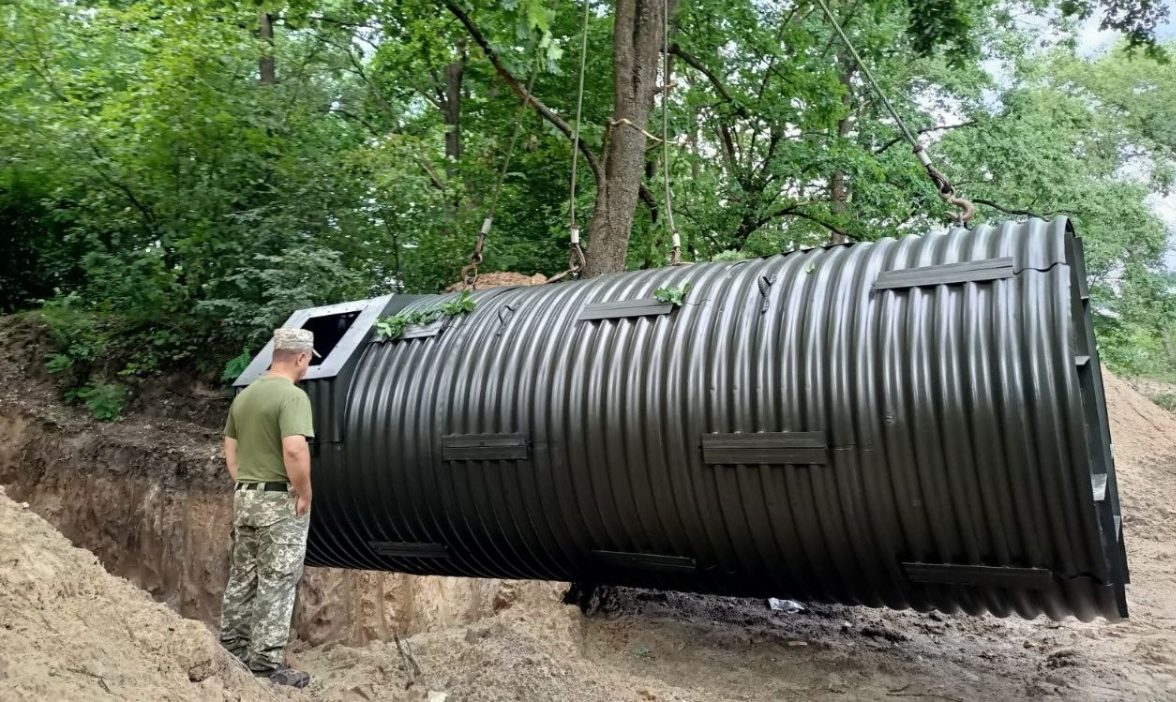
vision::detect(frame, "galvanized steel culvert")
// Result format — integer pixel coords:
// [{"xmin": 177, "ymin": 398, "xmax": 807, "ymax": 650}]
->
[{"xmin": 235, "ymin": 217, "xmax": 1130, "ymax": 621}]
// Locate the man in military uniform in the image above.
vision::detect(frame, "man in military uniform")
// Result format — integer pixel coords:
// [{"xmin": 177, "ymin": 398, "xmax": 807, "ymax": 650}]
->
[{"xmin": 219, "ymin": 328, "xmax": 318, "ymax": 688}]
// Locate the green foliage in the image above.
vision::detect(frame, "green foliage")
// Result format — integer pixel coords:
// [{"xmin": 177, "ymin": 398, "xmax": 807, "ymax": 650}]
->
[
  {"xmin": 221, "ymin": 349, "xmax": 253, "ymax": 385},
  {"xmin": 2, "ymin": 0, "xmax": 400, "ymax": 372},
  {"xmin": 40, "ymin": 294, "xmax": 112, "ymax": 389},
  {"xmin": 936, "ymin": 43, "xmax": 1176, "ymax": 375},
  {"xmin": 437, "ymin": 291, "xmax": 478, "ymax": 316},
  {"xmin": 1056, "ymin": 0, "xmax": 1170, "ymax": 58},
  {"xmin": 711, "ymin": 250, "xmax": 755, "ymax": 263},
  {"xmin": 39, "ymin": 292, "xmax": 202, "ymax": 412},
  {"xmin": 45, "ymin": 354, "xmax": 73, "ymax": 376},
  {"xmin": 196, "ymin": 247, "xmax": 367, "ymax": 352},
  {"xmin": 0, "ymin": 0, "xmax": 1173, "ymax": 385},
  {"xmin": 374, "ymin": 314, "xmax": 416, "ymax": 341},
  {"xmin": 653, "ymin": 283, "xmax": 692, "ymax": 307},
  {"xmin": 375, "ymin": 292, "xmax": 478, "ymax": 340},
  {"xmin": 1152, "ymin": 393, "xmax": 1176, "ymax": 414},
  {"xmin": 70, "ymin": 382, "xmax": 127, "ymax": 422},
  {"xmin": 0, "ymin": 168, "xmax": 81, "ymax": 312}
]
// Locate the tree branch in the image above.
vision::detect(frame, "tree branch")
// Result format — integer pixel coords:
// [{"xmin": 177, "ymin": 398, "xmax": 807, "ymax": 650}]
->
[
  {"xmin": 428, "ymin": 67, "xmax": 446, "ymax": 108},
  {"xmin": 787, "ymin": 209, "xmax": 850, "ymax": 240},
  {"xmin": 756, "ymin": 5, "xmax": 808, "ymax": 102},
  {"xmin": 819, "ymin": 0, "xmax": 863, "ymax": 60},
  {"xmin": 417, "ymin": 86, "xmax": 443, "ymax": 112},
  {"xmin": 713, "ymin": 123, "xmax": 740, "ymax": 183},
  {"xmin": 669, "ymin": 44, "xmax": 748, "ymax": 118},
  {"xmin": 684, "ymin": 82, "xmax": 749, "ymax": 187},
  {"xmin": 747, "ymin": 203, "xmax": 849, "ymax": 242},
  {"xmin": 417, "ymin": 158, "xmax": 447, "ymax": 192},
  {"xmin": 970, "ymin": 198, "xmax": 1073, "ymax": 220},
  {"xmin": 329, "ymin": 110, "xmax": 445, "ymax": 192},
  {"xmin": 873, "ymin": 121, "xmax": 978, "ymax": 154},
  {"xmin": 314, "ymin": 33, "xmax": 404, "ymax": 127},
  {"xmin": 443, "ymin": 0, "xmax": 602, "ymax": 184},
  {"xmin": 297, "ymin": 15, "xmax": 382, "ymax": 32},
  {"xmin": 86, "ymin": 144, "xmax": 158, "ymax": 231},
  {"xmin": 444, "ymin": 0, "xmax": 659, "ymax": 214}
]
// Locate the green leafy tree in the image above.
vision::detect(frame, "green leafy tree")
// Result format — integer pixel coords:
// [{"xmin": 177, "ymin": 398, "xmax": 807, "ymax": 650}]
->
[{"xmin": 1, "ymin": 0, "xmax": 1173, "ymax": 393}]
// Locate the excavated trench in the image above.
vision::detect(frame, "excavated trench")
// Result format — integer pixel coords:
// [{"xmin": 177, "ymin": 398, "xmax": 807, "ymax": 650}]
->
[
  {"xmin": 0, "ymin": 404, "xmax": 558, "ymax": 647},
  {"xmin": 4, "ymin": 312, "xmax": 1176, "ymax": 701}
]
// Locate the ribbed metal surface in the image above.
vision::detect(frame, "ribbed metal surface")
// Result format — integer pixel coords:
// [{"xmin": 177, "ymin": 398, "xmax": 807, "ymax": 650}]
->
[
  {"xmin": 298, "ymin": 217, "xmax": 1128, "ymax": 621},
  {"xmin": 303, "ymin": 379, "xmax": 342, "ymax": 444}
]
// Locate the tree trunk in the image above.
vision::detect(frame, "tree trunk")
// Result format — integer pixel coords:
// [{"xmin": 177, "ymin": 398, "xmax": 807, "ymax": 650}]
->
[
  {"xmin": 441, "ymin": 45, "xmax": 465, "ymax": 165},
  {"xmin": 689, "ymin": 106, "xmax": 701, "ymax": 181},
  {"xmin": 583, "ymin": 0, "xmax": 679, "ymax": 277},
  {"xmin": 828, "ymin": 52, "xmax": 855, "ymax": 245},
  {"xmin": 259, "ymin": 11, "xmax": 275, "ymax": 85}
]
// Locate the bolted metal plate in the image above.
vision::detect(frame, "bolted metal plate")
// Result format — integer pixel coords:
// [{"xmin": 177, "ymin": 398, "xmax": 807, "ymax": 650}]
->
[{"xmin": 874, "ymin": 257, "xmax": 1015, "ymax": 290}]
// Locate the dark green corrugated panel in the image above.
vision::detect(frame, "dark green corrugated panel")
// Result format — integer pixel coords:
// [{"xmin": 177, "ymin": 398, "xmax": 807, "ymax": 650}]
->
[{"xmin": 259, "ymin": 217, "xmax": 1127, "ymax": 621}]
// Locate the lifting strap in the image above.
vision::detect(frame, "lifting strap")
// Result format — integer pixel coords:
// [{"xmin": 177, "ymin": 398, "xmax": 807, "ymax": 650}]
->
[
  {"xmin": 813, "ymin": 0, "xmax": 975, "ymax": 224},
  {"xmin": 661, "ymin": 0, "xmax": 682, "ymax": 265},
  {"xmin": 549, "ymin": 0, "xmax": 593, "ymax": 284},
  {"xmin": 459, "ymin": 63, "xmax": 540, "ymax": 291},
  {"xmin": 551, "ymin": 0, "xmax": 681, "ymax": 284}
]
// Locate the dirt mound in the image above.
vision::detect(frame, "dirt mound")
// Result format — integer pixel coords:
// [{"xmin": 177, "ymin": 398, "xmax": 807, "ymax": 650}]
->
[
  {"xmin": 444, "ymin": 272, "xmax": 547, "ymax": 292},
  {"xmin": 1103, "ymin": 372, "xmax": 1176, "ymax": 467},
  {"xmin": 301, "ymin": 606, "xmax": 675, "ymax": 702},
  {"xmin": 0, "ymin": 312, "xmax": 229, "ymax": 429},
  {"xmin": 0, "ymin": 485, "xmax": 281, "ymax": 702}
]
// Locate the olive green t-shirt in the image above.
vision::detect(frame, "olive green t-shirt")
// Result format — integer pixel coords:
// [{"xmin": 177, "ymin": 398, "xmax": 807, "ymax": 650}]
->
[{"xmin": 224, "ymin": 375, "xmax": 315, "ymax": 483}]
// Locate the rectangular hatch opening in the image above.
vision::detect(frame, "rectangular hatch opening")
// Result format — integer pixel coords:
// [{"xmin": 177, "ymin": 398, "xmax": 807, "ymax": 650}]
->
[
  {"xmin": 301, "ymin": 311, "xmax": 361, "ymax": 366},
  {"xmin": 232, "ymin": 295, "xmax": 392, "ymax": 386}
]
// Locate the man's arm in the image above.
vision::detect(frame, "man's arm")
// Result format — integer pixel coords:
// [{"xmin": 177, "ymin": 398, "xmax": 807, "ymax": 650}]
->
[
  {"xmin": 282, "ymin": 435, "xmax": 312, "ymax": 517},
  {"xmin": 224, "ymin": 437, "xmax": 239, "ymax": 482}
]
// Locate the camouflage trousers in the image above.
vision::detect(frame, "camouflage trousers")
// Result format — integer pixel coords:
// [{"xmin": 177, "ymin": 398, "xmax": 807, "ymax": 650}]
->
[{"xmin": 218, "ymin": 487, "xmax": 309, "ymax": 673}]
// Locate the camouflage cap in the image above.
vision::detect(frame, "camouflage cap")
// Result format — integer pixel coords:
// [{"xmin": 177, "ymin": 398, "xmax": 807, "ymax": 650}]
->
[{"xmin": 273, "ymin": 328, "xmax": 321, "ymax": 358}]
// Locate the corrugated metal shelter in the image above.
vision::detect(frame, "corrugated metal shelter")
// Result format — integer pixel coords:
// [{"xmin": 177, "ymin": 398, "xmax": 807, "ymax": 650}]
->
[{"xmin": 234, "ymin": 217, "xmax": 1129, "ymax": 621}]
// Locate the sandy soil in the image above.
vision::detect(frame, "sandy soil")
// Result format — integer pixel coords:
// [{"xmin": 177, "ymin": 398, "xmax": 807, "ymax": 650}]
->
[
  {"xmin": 1, "ymin": 307, "xmax": 1174, "ymax": 701},
  {"xmin": 444, "ymin": 273, "xmax": 549, "ymax": 293},
  {"xmin": 0, "ymin": 486, "xmax": 285, "ymax": 702}
]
